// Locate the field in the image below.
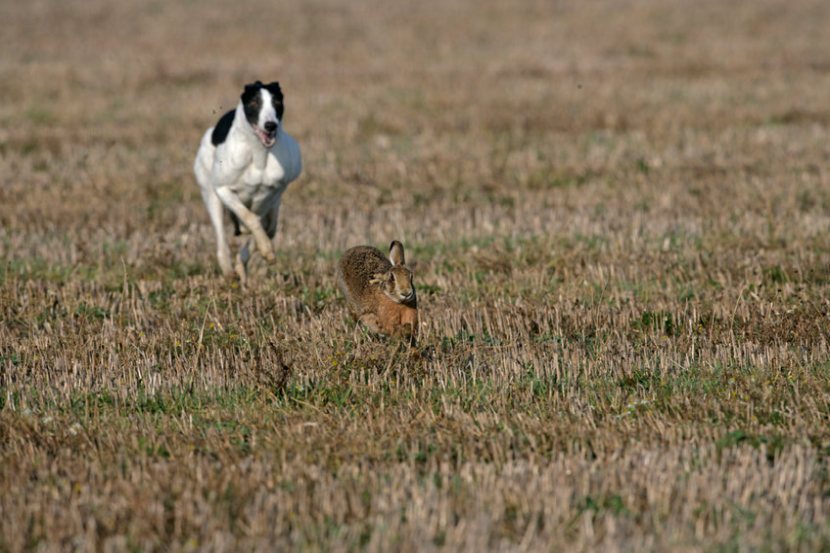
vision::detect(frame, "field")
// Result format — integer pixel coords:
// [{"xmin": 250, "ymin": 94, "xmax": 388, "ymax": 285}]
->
[{"xmin": 2, "ymin": 0, "xmax": 830, "ymax": 550}]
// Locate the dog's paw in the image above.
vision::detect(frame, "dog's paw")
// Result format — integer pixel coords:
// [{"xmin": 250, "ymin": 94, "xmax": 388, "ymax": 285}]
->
[
  {"xmin": 234, "ymin": 261, "xmax": 249, "ymax": 287},
  {"xmin": 218, "ymin": 261, "xmax": 235, "ymax": 277},
  {"xmin": 217, "ymin": 248, "xmax": 234, "ymax": 276},
  {"xmin": 257, "ymin": 243, "xmax": 275, "ymax": 261}
]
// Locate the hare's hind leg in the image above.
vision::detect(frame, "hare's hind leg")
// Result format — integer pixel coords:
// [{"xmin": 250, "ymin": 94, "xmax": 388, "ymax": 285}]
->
[{"xmin": 358, "ymin": 313, "xmax": 383, "ymax": 335}]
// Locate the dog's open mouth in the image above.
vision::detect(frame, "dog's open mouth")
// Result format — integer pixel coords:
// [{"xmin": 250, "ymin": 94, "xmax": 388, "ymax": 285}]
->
[{"xmin": 254, "ymin": 126, "xmax": 277, "ymax": 147}]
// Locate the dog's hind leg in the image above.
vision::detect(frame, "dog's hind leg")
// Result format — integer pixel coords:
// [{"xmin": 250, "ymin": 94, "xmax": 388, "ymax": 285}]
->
[
  {"xmin": 234, "ymin": 240, "xmax": 251, "ymax": 286},
  {"xmin": 263, "ymin": 206, "xmax": 280, "ymax": 240},
  {"xmin": 202, "ymin": 187, "xmax": 234, "ymax": 276}
]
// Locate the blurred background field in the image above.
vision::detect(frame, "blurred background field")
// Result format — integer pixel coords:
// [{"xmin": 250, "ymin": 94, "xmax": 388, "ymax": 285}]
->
[{"xmin": 1, "ymin": 0, "xmax": 830, "ymax": 551}]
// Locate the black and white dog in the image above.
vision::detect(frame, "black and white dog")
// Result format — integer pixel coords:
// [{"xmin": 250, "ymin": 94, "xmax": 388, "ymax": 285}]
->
[{"xmin": 193, "ymin": 81, "xmax": 302, "ymax": 283}]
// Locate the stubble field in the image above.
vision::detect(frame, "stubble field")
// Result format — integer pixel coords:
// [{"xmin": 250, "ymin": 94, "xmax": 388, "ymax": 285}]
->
[{"xmin": 2, "ymin": 0, "xmax": 830, "ymax": 551}]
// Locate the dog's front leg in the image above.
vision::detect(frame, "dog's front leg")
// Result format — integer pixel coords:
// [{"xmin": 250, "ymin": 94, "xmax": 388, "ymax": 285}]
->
[
  {"xmin": 204, "ymin": 188, "xmax": 234, "ymax": 276},
  {"xmin": 215, "ymin": 187, "xmax": 275, "ymax": 261}
]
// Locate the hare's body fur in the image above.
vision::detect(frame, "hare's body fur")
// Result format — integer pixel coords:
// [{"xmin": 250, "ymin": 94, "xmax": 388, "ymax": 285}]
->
[{"xmin": 337, "ymin": 243, "xmax": 418, "ymax": 341}]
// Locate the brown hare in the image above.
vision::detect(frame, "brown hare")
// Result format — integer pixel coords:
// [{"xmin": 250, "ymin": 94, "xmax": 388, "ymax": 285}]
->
[{"xmin": 336, "ymin": 240, "xmax": 418, "ymax": 343}]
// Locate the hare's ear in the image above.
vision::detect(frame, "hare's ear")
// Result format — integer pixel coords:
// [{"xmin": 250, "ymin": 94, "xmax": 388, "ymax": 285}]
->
[
  {"xmin": 389, "ymin": 240, "xmax": 405, "ymax": 266},
  {"xmin": 369, "ymin": 273, "xmax": 389, "ymax": 286}
]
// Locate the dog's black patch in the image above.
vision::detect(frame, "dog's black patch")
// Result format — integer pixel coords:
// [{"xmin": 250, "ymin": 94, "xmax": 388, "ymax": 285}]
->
[
  {"xmin": 210, "ymin": 109, "xmax": 235, "ymax": 146},
  {"xmin": 242, "ymin": 81, "xmax": 264, "ymax": 126}
]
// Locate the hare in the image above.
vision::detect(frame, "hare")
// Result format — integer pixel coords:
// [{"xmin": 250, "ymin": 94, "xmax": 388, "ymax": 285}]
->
[{"xmin": 336, "ymin": 240, "xmax": 418, "ymax": 342}]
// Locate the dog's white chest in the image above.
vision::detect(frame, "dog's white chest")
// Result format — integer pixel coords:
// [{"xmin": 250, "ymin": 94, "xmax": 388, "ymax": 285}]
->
[
  {"xmin": 242, "ymin": 152, "xmax": 286, "ymax": 187},
  {"xmin": 231, "ymin": 159, "xmax": 288, "ymax": 213},
  {"xmin": 196, "ymin": 121, "xmax": 302, "ymax": 216}
]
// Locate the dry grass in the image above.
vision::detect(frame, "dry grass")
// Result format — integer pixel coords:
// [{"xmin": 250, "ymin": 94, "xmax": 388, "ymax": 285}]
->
[{"xmin": 2, "ymin": 0, "xmax": 830, "ymax": 551}]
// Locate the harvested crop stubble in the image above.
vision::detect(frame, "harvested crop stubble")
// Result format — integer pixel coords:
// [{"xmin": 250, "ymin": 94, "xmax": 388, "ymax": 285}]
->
[{"xmin": 2, "ymin": 0, "xmax": 830, "ymax": 551}]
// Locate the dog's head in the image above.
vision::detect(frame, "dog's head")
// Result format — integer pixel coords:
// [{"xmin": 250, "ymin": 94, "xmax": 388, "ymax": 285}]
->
[{"xmin": 241, "ymin": 81, "xmax": 284, "ymax": 148}]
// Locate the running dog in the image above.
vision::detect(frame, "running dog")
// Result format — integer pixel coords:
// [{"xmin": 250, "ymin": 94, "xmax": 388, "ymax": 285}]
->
[{"xmin": 193, "ymin": 80, "xmax": 302, "ymax": 284}]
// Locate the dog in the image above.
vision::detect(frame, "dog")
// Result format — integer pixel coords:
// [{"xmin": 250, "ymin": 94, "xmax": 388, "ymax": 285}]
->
[{"xmin": 193, "ymin": 80, "xmax": 302, "ymax": 284}]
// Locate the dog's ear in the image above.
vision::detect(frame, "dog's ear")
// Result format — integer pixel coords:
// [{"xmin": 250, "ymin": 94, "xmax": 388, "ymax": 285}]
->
[
  {"xmin": 241, "ymin": 81, "xmax": 263, "ymax": 104},
  {"xmin": 265, "ymin": 81, "xmax": 283, "ymax": 99}
]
